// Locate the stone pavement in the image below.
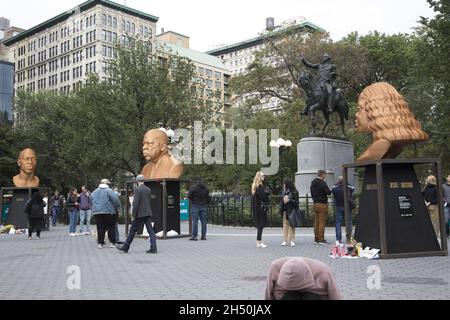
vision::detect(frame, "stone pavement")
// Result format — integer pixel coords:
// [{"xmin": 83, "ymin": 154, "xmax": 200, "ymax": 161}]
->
[{"xmin": 0, "ymin": 223, "xmax": 448, "ymax": 300}]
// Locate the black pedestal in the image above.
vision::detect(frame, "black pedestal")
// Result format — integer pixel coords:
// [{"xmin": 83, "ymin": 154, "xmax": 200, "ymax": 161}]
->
[
  {"xmin": 355, "ymin": 164, "xmax": 440, "ymax": 253},
  {"xmin": 1, "ymin": 188, "xmax": 49, "ymax": 230},
  {"xmin": 126, "ymin": 179, "xmax": 186, "ymax": 239},
  {"xmin": 343, "ymin": 159, "xmax": 447, "ymax": 259}
]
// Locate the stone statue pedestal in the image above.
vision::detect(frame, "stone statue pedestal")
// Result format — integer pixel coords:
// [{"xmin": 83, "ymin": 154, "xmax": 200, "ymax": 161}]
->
[{"xmin": 295, "ymin": 137, "xmax": 356, "ymax": 196}]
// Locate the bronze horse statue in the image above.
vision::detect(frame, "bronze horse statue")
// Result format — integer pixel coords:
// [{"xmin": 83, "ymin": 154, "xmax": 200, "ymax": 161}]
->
[{"xmin": 298, "ymin": 71, "xmax": 349, "ymax": 136}]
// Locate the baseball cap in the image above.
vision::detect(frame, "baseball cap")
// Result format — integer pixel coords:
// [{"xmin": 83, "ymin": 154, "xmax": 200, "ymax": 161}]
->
[
  {"xmin": 101, "ymin": 178, "xmax": 111, "ymax": 185},
  {"xmin": 136, "ymin": 175, "xmax": 145, "ymax": 182}
]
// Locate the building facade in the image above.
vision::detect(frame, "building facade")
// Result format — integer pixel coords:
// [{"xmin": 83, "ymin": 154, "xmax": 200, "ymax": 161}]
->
[
  {"xmin": 157, "ymin": 31, "xmax": 231, "ymax": 124},
  {"xmin": 207, "ymin": 16, "xmax": 323, "ymax": 112},
  {"xmin": 0, "ymin": 60, "xmax": 14, "ymax": 123},
  {"xmin": 3, "ymin": 0, "xmax": 158, "ymax": 94}
]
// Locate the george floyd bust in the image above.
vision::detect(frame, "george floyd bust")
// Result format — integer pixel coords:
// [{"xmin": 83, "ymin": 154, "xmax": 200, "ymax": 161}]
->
[
  {"xmin": 141, "ymin": 129, "xmax": 183, "ymax": 179},
  {"xmin": 355, "ymin": 82, "xmax": 428, "ymax": 162},
  {"xmin": 13, "ymin": 148, "xmax": 40, "ymax": 188}
]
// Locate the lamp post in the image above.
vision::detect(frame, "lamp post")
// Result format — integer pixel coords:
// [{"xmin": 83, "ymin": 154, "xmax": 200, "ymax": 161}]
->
[{"xmin": 270, "ymin": 138, "xmax": 292, "ymax": 194}]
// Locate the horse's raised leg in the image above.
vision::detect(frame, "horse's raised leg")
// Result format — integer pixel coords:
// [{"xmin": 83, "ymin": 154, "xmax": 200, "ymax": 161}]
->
[{"xmin": 321, "ymin": 111, "xmax": 330, "ymax": 136}]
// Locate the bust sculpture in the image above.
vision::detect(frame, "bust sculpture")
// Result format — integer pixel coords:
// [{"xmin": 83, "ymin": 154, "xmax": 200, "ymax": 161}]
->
[
  {"xmin": 141, "ymin": 129, "xmax": 183, "ymax": 179},
  {"xmin": 355, "ymin": 82, "xmax": 428, "ymax": 161},
  {"xmin": 13, "ymin": 148, "xmax": 40, "ymax": 187}
]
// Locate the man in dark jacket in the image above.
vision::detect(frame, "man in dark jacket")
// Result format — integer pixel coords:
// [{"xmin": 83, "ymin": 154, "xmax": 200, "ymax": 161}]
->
[
  {"xmin": 331, "ymin": 176, "xmax": 355, "ymax": 244},
  {"xmin": 117, "ymin": 175, "xmax": 157, "ymax": 253},
  {"xmin": 310, "ymin": 170, "xmax": 331, "ymax": 244},
  {"xmin": 188, "ymin": 177, "xmax": 211, "ymax": 241}
]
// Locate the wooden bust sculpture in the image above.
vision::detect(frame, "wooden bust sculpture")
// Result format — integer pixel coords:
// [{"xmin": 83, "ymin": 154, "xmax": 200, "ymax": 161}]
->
[
  {"xmin": 355, "ymin": 82, "xmax": 428, "ymax": 162},
  {"xmin": 141, "ymin": 129, "xmax": 183, "ymax": 179},
  {"xmin": 13, "ymin": 148, "xmax": 40, "ymax": 187}
]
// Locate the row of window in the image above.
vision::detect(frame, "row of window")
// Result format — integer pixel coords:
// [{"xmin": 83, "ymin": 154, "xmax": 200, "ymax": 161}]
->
[
  {"xmin": 49, "ymin": 45, "xmax": 58, "ymax": 58},
  {"xmin": 102, "ymin": 45, "xmax": 116, "ymax": 58},
  {"xmin": 73, "ymin": 66, "xmax": 83, "ymax": 79},
  {"xmin": 197, "ymin": 67, "xmax": 222, "ymax": 80},
  {"xmin": 101, "ymin": 14, "xmax": 153, "ymax": 38},
  {"xmin": 73, "ymin": 36, "xmax": 83, "ymax": 49}
]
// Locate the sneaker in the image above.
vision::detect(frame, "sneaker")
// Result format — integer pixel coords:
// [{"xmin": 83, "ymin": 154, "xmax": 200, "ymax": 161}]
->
[
  {"xmin": 189, "ymin": 237, "xmax": 198, "ymax": 241},
  {"xmin": 75, "ymin": 233, "xmax": 81, "ymax": 236},
  {"xmin": 108, "ymin": 243, "xmax": 116, "ymax": 248},
  {"xmin": 69, "ymin": 233, "xmax": 75, "ymax": 237},
  {"xmin": 84, "ymin": 232, "xmax": 90, "ymax": 235},
  {"xmin": 97, "ymin": 244, "xmax": 104, "ymax": 249},
  {"xmin": 281, "ymin": 241, "xmax": 288, "ymax": 246},
  {"xmin": 256, "ymin": 242, "xmax": 267, "ymax": 248},
  {"xmin": 36, "ymin": 236, "xmax": 41, "ymax": 240},
  {"xmin": 201, "ymin": 236, "xmax": 207, "ymax": 240},
  {"xmin": 116, "ymin": 245, "xmax": 128, "ymax": 253},
  {"xmin": 290, "ymin": 241, "xmax": 295, "ymax": 247},
  {"xmin": 28, "ymin": 236, "xmax": 32, "ymax": 240},
  {"xmin": 146, "ymin": 249, "xmax": 157, "ymax": 254},
  {"xmin": 313, "ymin": 240, "xmax": 320, "ymax": 245},
  {"xmin": 318, "ymin": 240, "xmax": 328, "ymax": 245}
]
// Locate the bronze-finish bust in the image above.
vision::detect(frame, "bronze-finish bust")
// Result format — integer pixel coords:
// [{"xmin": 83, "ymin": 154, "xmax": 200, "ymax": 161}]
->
[
  {"xmin": 13, "ymin": 148, "xmax": 40, "ymax": 187},
  {"xmin": 355, "ymin": 82, "xmax": 428, "ymax": 161},
  {"xmin": 141, "ymin": 129, "xmax": 183, "ymax": 179}
]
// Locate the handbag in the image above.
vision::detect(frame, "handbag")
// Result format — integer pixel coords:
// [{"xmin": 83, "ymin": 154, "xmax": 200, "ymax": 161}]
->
[{"xmin": 288, "ymin": 209, "xmax": 304, "ymax": 228}]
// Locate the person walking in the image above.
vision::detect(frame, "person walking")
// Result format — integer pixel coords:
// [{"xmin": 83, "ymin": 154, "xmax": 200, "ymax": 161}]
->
[
  {"xmin": 116, "ymin": 175, "xmax": 157, "ymax": 254},
  {"xmin": 188, "ymin": 177, "xmax": 211, "ymax": 241},
  {"xmin": 78, "ymin": 186, "xmax": 92, "ymax": 235},
  {"xmin": 331, "ymin": 176, "xmax": 355, "ymax": 244},
  {"xmin": 422, "ymin": 175, "xmax": 439, "ymax": 239},
  {"xmin": 251, "ymin": 171, "xmax": 270, "ymax": 248},
  {"xmin": 67, "ymin": 188, "xmax": 80, "ymax": 236},
  {"xmin": 49, "ymin": 191, "xmax": 63, "ymax": 226},
  {"xmin": 442, "ymin": 174, "xmax": 450, "ymax": 239},
  {"xmin": 310, "ymin": 170, "xmax": 331, "ymax": 244},
  {"xmin": 25, "ymin": 191, "xmax": 46, "ymax": 240},
  {"xmin": 279, "ymin": 179, "xmax": 299, "ymax": 247},
  {"xmin": 91, "ymin": 179, "xmax": 121, "ymax": 249}
]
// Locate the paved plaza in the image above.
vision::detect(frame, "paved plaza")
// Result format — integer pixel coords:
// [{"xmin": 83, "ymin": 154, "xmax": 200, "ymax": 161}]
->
[{"xmin": 0, "ymin": 223, "xmax": 448, "ymax": 300}]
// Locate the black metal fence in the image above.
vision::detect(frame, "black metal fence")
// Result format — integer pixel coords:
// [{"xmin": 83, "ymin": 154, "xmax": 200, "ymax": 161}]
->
[{"xmin": 207, "ymin": 194, "xmax": 359, "ymax": 227}]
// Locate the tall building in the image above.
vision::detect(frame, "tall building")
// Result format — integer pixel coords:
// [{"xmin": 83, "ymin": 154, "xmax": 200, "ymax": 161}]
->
[
  {"xmin": 207, "ymin": 16, "xmax": 323, "ymax": 112},
  {"xmin": 2, "ymin": 0, "xmax": 158, "ymax": 94},
  {"xmin": 0, "ymin": 60, "xmax": 14, "ymax": 123},
  {"xmin": 157, "ymin": 31, "xmax": 231, "ymax": 124}
]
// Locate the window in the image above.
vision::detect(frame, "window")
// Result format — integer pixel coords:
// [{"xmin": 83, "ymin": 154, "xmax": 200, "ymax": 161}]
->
[
  {"xmin": 113, "ymin": 17, "xmax": 117, "ymax": 29},
  {"xmin": 205, "ymin": 69, "xmax": 212, "ymax": 78},
  {"xmin": 102, "ymin": 30, "xmax": 107, "ymax": 41},
  {"xmin": 102, "ymin": 14, "xmax": 107, "ymax": 25},
  {"xmin": 144, "ymin": 27, "xmax": 148, "ymax": 37},
  {"xmin": 148, "ymin": 28, "xmax": 153, "ymax": 38},
  {"xmin": 107, "ymin": 15, "xmax": 112, "ymax": 27},
  {"xmin": 198, "ymin": 67, "xmax": 204, "ymax": 75},
  {"xmin": 121, "ymin": 20, "xmax": 125, "ymax": 31},
  {"xmin": 215, "ymin": 71, "xmax": 221, "ymax": 80},
  {"xmin": 126, "ymin": 21, "xmax": 131, "ymax": 33},
  {"xmin": 131, "ymin": 23, "xmax": 135, "ymax": 34},
  {"xmin": 139, "ymin": 26, "xmax": 143, "ymax": 37}
]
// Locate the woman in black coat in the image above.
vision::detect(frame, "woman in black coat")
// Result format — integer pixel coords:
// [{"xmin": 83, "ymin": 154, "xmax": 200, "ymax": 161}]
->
[
  {"xmin": 251, "ymin": 171, "xmax": 270, "ymax": 248},
  {"xmin": 279, "ymin": 179, "xmax": 299, "ymax": 247},
  {"xmin": 25, "ymin": 191, "xmax": 46, "ymax": 239}
]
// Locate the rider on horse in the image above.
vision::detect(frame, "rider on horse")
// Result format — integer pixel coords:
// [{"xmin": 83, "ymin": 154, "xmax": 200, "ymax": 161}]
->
[{"xmin": 301, "ymin": 54, "xmax": 337, "ymax": 115}]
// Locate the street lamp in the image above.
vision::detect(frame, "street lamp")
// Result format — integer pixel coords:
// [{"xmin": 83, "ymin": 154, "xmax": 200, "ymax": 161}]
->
[{"xmin": 270, "ymin": 137, "xmax": 292, "ymax": 193}]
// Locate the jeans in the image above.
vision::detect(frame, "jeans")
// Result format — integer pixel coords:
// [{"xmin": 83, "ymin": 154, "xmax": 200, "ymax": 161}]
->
[
  {"xmin": 68, "ymin": 209, "xmax": 78, "ymax": 234},
  {"xmin": 191, "ymin": 204, "xmax": 207, "ymax": 238},
  {"xmin": 335, "ymin": 206, "xmax": 352, "ymax": 242},
  {"xmin": 78, "ymin": 209, "xmax": 92, "ymax": 233},
  {"xmin": 444, "ymin": 205, "xmax": 450, "ymax": 237},
  {"xmin": 123, "ymin": 216, "xmax": 157, "ymax": 251},
  {"xmin": 115, "ymin": 222, "xmax": 120, "ymax": 242},
  {"xmin": 51, "ymin": 207, "xmax": 60, "ymax": 226}
]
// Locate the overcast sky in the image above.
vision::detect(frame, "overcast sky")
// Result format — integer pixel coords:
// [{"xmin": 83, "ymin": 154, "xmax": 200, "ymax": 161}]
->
[{"xmin": 0, "ymin": 0, "xmax": 436, "ymax": 52}]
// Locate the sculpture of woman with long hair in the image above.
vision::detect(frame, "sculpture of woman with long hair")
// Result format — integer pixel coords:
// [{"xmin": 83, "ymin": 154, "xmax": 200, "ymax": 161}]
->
[{"xmin": 355, "ymin": 82, "xmax": 428, "ymax": 161}]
